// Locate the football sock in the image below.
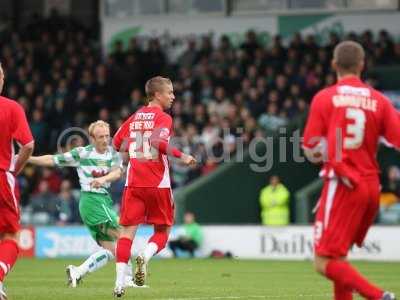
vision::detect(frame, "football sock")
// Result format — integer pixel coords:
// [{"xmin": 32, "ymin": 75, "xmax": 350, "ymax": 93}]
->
[
  {"xmin": 326, "ymin": 260, "xmax": 383, "ymax": 299},
  {"xmin": 334, "ymin": 281, "xmax": 353, "ymax": 300},
  {"xmin": 148, "ymin": 230, "xmax": 168, "ymax": 253},
  {"xmin": 126, "ymin": 259, "xmax": 133, "ymax": 279},
  {"xmin": 115, "ymin": 238, "xmax": 132, "ymax": 287},
  {"xmin": 0, "ymin": 239, "xmax": 19, "ymax": 282},
  {"xmin": 77, "ymin": 249, "xmax": 114, "ymax": 277},
  {"xmin": 116, "ymin": 238, "xmax": 132, "ymax": 263},
  {"xmin": 115, "ymin": 263, "xmax": 127, "ymax": 288},
  {"xmin": 143, "ymin": 242, "xmax": 158, "ymax": 263}
]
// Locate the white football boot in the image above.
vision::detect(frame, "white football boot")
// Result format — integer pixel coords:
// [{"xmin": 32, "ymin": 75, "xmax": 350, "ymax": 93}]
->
[
  {"xmin": 66, "ymin": 265, "xmax": 82, "ymax": 288},
  {"xmin": 113, "ymin": 286, "xmax": 125, "ymax": 298},
  {"xmin": 382, "ymin": 292, "xmax": 396, "ymax": 300}
]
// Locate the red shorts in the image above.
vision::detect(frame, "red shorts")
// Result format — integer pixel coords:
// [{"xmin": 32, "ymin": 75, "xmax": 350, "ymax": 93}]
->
[
  {"xmin": 0, "ymin": 171, "xmax": 20, "ymax": 234},
  {"xmin": 314, "ymin": 177, "xmax": 379, "ymax": 258},
  {"xmin": 120, "ymin": 187, "xmax": 175, "ymax": 226}
]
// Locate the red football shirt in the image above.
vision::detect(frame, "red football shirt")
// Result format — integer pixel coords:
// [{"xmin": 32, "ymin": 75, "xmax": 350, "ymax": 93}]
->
[
  {"xmin": 113, "ymin": 106, "xmax": 174, "ymax": 188},
  {"xmin": 0, "ymin": 96, "xmax": 34, "ymax": 172},
  {"xmin": 303, "ymin": 76, "xmax": 400, "ymax": 185}
]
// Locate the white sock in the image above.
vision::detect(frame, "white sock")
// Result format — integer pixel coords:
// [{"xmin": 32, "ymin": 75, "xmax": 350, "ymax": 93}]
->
[
  {"xmin": 115, "ymin": 262, "xmax": 127, "ymax": 287},
  {"xmin": 125, "ymin": 259, "xmax": 133, "ymax": 279},
  {"xmin": 143, "ymin": 242, "xmax": 158, "ymax": 263},
  {"xmin": 77, "ymin": 249, "xmax": 113, "ymax": 277}
]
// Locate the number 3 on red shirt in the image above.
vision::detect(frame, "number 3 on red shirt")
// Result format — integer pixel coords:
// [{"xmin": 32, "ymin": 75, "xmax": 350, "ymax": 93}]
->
[{"xmin": 344, "ymin": 108, "xmax": 366, "ymax": 150}]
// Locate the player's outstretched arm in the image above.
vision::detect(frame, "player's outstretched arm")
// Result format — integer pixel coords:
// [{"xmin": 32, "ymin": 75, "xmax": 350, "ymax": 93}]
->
[
  {"xmin": 180, "ymin": 153, "xmax": 197, "ymax": 166},
  {"xmin": 28, "ymin": 155, "xmax": 56, "ymax": 167},
  {"xmin": 90, "ymin": 167, "xmax": 122, "ymax": 189},
  {"xmin": 14, "ymin": 141, "xmax": 35, "ymax": 175}
]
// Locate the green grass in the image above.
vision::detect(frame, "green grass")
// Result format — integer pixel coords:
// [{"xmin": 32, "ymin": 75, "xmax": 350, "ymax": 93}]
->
[{"xmin": 4, "ymin": 258, "xmax": 400, "ymax": 299}]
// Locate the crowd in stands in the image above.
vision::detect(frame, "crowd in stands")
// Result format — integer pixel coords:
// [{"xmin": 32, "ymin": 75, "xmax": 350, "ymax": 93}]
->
[
  {"xmin": 380, "ymin": 166, "xmax": 400, "ymax": 224},
  {"xmin": 1, "ymin": 13, "xmax": 400, "ymax": 224}
]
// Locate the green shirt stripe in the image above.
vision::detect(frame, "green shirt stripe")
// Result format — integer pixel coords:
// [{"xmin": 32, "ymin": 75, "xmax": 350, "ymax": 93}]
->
[
  {"xmin": 70, "ymin": 148, "xmax": 80, "ymax": 161},
  {"xmin": 80, "ymin": 158, "xmax": 113, "ymax": 167},
  {"xmin": 53, "ymin": 145, "xmax": 123, "ymax": 194}
]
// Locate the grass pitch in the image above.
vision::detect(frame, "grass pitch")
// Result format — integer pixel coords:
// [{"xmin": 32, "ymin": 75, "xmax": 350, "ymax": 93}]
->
[{"xmin": 5, "ymin": 258, "xmax": 400, "ymax": 299}]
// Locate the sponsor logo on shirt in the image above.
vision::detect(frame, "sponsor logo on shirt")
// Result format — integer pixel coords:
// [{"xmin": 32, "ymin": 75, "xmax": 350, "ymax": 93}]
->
[
  {"xmin": 338, "ymin": 85, "xmax": 370, "ymax": 97},
  {"xmin": 159, "ymin": 128, "xmax": 170, "ymax": 139},
  {"xmin": 91, "ymin": 170, "xmax": 108, "ymax": 177}
]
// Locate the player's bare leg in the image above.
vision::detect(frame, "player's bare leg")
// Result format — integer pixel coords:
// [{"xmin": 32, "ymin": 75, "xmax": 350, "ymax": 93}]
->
[
  {"xmin": 315, "ymin": 254, "xmax": 395, "ymax": 300},
  {"xmin": 135, "ymin": 225, "xmax": 171, "ymax": 287},
  {"xmin": 114, "ymin": 225, "xmax": 138, "ymax": 297},
  {"xmin": 0, "ymin": 232, "xmax": 19, "ymax": 300}
]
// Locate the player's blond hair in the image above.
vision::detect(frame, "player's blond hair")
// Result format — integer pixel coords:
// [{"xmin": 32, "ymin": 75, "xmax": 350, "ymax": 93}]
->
[
  {"xmin": 333, "ymin": 41, "xmax": 365, "ymax": 74},
  {"xmin": 145, "ymin": 76, "xmax": 172, "ymax": 103},
  {"xmin": 88, "ymin": 120, "xmax": 110, "ymax": 137}
]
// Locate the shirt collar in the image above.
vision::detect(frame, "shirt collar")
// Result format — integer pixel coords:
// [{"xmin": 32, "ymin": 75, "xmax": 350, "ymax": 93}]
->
[{"xmin": 337, "ymin": 75, "xmax": 363, "ymax": 85}]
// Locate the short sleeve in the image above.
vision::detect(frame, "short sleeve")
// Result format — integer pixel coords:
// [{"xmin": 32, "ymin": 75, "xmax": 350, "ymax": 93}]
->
[
  {"xmin": 381, "ymin": 97, "xmax": 400, "ymax": 149},
  {"xmin": 111, "ymin": 149, "xmax": 123, "ymax": 169},
  {"xmin": 302, "ymin": 92, "xmax": 327, "ymax": 150},
  {"xmin": 53, "ymin": 147, "xmax": 83, "ymax": 167},
  {"xmin": 113, "ymin": 118, "xmax": 131, "ymax": 152},
  {"xmin": 12, "ymin": 103, "xmax": 34, "ymax": 146},
  {"xmin": 155, "ymin": 114, "xmax": 173, "ymax": 141}
]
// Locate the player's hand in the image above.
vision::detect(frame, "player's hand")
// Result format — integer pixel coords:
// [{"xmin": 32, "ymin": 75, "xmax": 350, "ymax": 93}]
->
[
  {"xmin": 181, "ymin": 153, "xmax": 197, "ymax": 166},
  {"xmin": 90, "ymin": 177, "xmax": 107, "ymax": 188}
]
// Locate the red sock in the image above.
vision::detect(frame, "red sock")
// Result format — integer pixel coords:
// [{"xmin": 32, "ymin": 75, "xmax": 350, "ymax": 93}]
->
[
  {"xmin": 0, "ymin": 239, "xmax": 19, "ymax": 282},
  {"xmin": 116, "ymin": 238, "xmax": 132, "ymax": 263},
  {"xmin": 334, "ymin": 281, "xmax": 353, "ymax": 300},
  {"xmin": 149, "ymin": 230, "xmax": 169, "ymax": 253},
  {"xmin": 326, "ymin": 260, "xmax": 383, "ymax": 299}
]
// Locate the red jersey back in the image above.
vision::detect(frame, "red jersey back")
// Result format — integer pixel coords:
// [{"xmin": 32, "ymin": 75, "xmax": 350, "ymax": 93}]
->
[
  {"xmin": 0, "ymin": 96, "xmax": 34, "ymax": 172},
  {"xmin": 113, "ymin": 106, "xmax": 174, "ymax": 188},
  {"xmin": 303, "ymin": 76, "xmax": 400, "ymax": 184}
]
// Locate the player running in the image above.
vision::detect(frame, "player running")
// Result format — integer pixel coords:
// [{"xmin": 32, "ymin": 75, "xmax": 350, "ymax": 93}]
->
[
  {"xmin": 0, "ymin": 63, "xmax": 35, "ymax": 300},
  {"xmin": 28, "ymin": 120, "xmax": 135, "ymax": 288},
  {"xmin": 112, "ymin": 76, "xmax": 196, "ymax": 297},
  {"xmin": 303, "ymin": 41, "xmax": 398, "ymax": 300}
]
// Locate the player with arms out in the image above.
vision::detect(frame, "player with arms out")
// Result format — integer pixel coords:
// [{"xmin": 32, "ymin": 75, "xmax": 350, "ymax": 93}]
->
[
  {"xmin": 0, "ymin": 63, "xmax": 35, "ymax": 300},
  {"xmin": 303, "ymin": 41, "xmax": 399, "ymax": 300},
  {"xmin": 28, "ymin": 121, "xmax": 135, "ymax": 288},
  {"xmin": 112, "ymin": 76, "xmax": 196, "ymax": 297}
]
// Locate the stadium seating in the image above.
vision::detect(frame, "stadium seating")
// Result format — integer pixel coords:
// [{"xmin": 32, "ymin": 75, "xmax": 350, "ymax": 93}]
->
[{"xmin": 1, "ymin": 15, "xmax": 400, "ymax": 224}]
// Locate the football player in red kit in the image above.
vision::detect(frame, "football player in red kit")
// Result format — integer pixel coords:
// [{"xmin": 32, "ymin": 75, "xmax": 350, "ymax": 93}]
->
[
  {"xmin": 303, "ymin": 41, "xmax": 398, "ymax": 300},
  {"xmin": 0, "ymin": 63, "xmax": 34, "ymax": 299},
  {"xmin": 112, "ymin": 76, "xmax": 196, "ymax": 297}
]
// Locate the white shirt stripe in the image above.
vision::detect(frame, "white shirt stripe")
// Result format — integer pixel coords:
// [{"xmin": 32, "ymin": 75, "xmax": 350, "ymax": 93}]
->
[
  {"xmin": 5, "ymin": 171, "xmax": 18, "ymax": 213},
  {"xmin": 0, "ymin": 262, "xmax": 8, "ymax": 275},
  {"xmin": 324, "ymin": 178, "xmax": 338, "ymax": 228},
  {"xmin": 158, "ymin": 154, "xmax": 170, "ymax": 188},
  {"xmin": 9, "ymin": 141, "xmax": 15, "ymax": 172}
]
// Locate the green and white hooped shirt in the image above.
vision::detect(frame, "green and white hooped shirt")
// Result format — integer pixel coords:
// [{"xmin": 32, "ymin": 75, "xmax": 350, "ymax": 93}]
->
[{"xmin": 53, "ymin": 145, "xmax": 123, "ymax": 194}]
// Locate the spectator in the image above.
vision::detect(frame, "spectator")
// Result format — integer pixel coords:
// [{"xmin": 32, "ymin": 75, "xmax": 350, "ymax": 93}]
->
[
  {"xmin": 169, "ymin": 212, "xmax": 203, "ymax": 258},
  {"xmin": 259, "ymin": 175, "xmax": 290, "ymax": 225},
  {"xmin": 0, "ymin": 14, "xmax": 395, "ymax": 222},
  {"xmin": 30, "ymin": 181, "xmax": 59, "ymax": 224},
  {"xmin": 258, "ymin": 103, "xmax": 288, "ymax": 133},
  {"xmin": 55, "ymin": 179, "xmax": 80, "ymax": 225},
  {"xmin": 33, "ymin": 167, "xmax": 62, "ymax": 195}
]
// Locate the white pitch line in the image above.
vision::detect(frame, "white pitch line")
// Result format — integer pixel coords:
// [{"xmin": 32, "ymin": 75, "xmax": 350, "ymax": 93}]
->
[{"xmin": 156, "ymin": 293, "xmax": 331, "ymax": 300}]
